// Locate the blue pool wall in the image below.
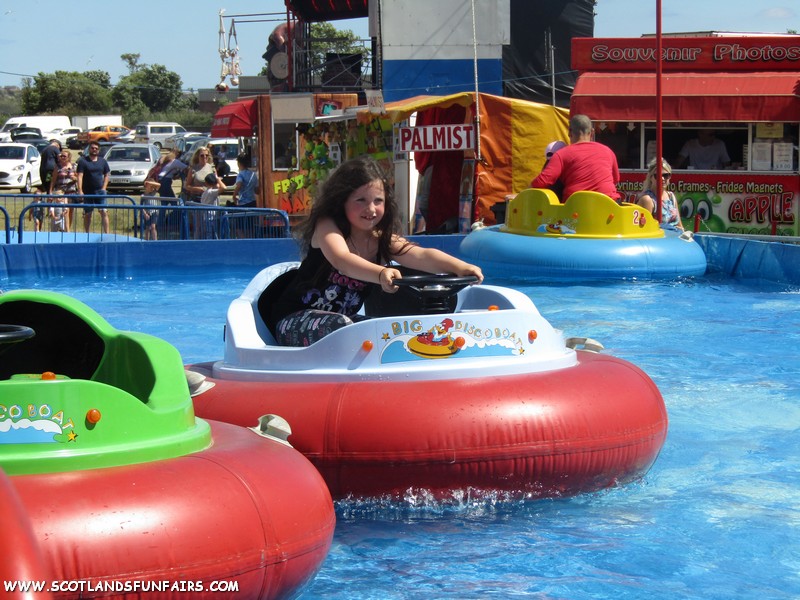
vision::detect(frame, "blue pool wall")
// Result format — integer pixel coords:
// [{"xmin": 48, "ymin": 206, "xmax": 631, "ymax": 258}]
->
[{"xmin": 1, "ymin": 234, "xmax": 798, "ymax": 285}]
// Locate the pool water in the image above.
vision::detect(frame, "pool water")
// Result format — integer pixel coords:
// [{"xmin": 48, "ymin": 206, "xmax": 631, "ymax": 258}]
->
[{"xmin": 6, "ymin": 271, "xmax": 800, "ymax": 599}]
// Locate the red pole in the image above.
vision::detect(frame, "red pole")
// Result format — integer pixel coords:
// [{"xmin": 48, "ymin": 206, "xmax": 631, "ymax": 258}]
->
[
  {"xmin": 284, "ymin": 0, "xmax": 293, "ymax": 91},
  {"xmin": 655, "ymin": 0, "xmax": 663, "ymax": 223}
]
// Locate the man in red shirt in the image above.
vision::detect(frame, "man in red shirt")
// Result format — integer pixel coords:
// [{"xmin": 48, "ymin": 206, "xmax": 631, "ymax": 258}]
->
[{"xmin": 531, "ymin": 114, "xmax": 621, "ymax": 202}]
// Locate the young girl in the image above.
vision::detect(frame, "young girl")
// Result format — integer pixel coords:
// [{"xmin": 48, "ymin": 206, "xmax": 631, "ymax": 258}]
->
[
  {"xmin": 28, "ymin": 186, "xmax": 46, "ymax": 232},
  {"xmin": 637, "ymin": 158, "xmax": 684, "ymax": 232},
  {"xmin": 50, "ymin": 191, "xmax": 69, "ymax": 233},
  {"xmin": 268, "ymin": 156, "xmax": 484, "ymax": 347}
]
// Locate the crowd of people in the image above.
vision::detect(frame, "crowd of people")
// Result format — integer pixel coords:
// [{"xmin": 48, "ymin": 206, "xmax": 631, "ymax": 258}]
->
[{"xmin": 25, "ymin": 141, "xmax": 259, "ymax": 239}]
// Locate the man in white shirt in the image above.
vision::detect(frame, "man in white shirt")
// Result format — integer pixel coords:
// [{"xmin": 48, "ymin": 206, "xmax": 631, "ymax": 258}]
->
[{"xmin": 676, "ymin": 129, "xmax": 731, "ymax": 170}]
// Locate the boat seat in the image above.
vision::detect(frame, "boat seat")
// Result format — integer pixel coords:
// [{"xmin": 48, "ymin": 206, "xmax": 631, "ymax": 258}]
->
[
  {"xmin": 0, "ymin": 300, "xmax": 105, "ymax": 381},
  {"xmin": 254, "ymin": 266, "xmax": 457, "ymax": 334},
  {"xmin": 257, "ymin": 268, "xmax": 299, "ymax": 339}
]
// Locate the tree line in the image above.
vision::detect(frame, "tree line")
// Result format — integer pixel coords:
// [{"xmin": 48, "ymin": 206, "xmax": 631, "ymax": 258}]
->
[
  {"xmin": 15, "ymin": 53, "xmax": 207, "ymax": 129},
  {"xmin": 8, "ymin": 23, "xmax": 368, "ymax": 128}
]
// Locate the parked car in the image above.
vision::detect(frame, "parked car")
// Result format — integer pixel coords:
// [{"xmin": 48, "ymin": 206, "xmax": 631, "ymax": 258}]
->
[
  {"xmin": 115, "ymin": 128, "xmax": 136, "ymax": 144},
  {"xmin": 29, "ymin": 139, "xmax": 53, "ymax": 153},
  {"xmin": 51, "ymin": 127, "xmax": 83, "ymax": 147},
  {"xmin": 208, "ymin": 138, "xmax": 241, "ymax": 190},
  {"xmin": 104, "ymin": 143, "xmax": 161, "ymax": 193},
  {"xmin": 10, "ymin": 127, "xmax": 43, "ymax": 142},
  {"xmin": 76, "ymin": 125, "xmax": 131, "ymax": 147},
  {"xmin": 163, "ymin": 131, "xmax": 204, "ymax": 152},
  {"xmin": 179, "ymin": 138, "xmax": 209, "ymax": 165},
  {"xmin": 133, "ymin": 122, "xmax": 186, "ymax": 149},
  {"xmin": 0, "ymin": 143, "xmax": 42, "ymax": 193},
  {"xmin": 0, "ymin": 116, "xmax": 70, "ymax": 143},
  {"xmin": 175, "ymin": 135, "xmax": 207, "ymax": 155}
]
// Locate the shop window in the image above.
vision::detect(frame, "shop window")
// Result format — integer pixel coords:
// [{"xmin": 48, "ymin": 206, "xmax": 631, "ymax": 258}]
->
[
  {"xmin": 643, "ymin": 124, "xmax": 748, "ymax": 171},
  {"xmin": 595, "ymin": 122, "xmax": 797, "ymax": 173},
  {"xmin": 272, "ymin": 122, "xmax": 297, "ymax": 171},
  {"xmin": 750, "ymin": 123, "xmax": 799, "ymax": 172}
]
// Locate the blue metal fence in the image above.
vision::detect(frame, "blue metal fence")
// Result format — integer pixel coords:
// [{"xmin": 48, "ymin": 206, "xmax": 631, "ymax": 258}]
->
[{"xmin": 0, "ymin": 194, "xmax": 290, "ymax": 243}]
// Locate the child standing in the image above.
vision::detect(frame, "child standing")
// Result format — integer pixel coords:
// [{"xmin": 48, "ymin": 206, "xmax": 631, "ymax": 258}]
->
[
  {"xmin": 195, "ymin": 172, "xmax": 225, "ymax": 239},
  {"xmin": 232, "ymin": 153, "xmax": 258, "ymax": 207},
  {"xmin": 28, "ymin": 186, "xmax": 46, "ymax": 232},
  {"xmin": 268, "ymin": 156, "xmax": 483, "ymax": 347},
  {"xmin": 50, "ymin": 191, "xmax": 69, "ymax": 233}
]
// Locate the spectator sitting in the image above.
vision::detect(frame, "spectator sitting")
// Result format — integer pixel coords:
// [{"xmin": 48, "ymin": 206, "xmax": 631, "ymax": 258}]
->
[
  {"xmin": 531, "ymin": 115, "xmax": 622, "ymax": 203},
  {"xmin": 636, "ymin": 158, "xmax": 684, "ymax": 233}
]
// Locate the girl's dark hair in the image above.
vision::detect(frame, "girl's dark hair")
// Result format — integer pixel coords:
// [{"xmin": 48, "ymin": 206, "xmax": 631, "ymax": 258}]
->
[{"xmin": 295, "ymin": 156, "xmax": 412, "ymax": 261}]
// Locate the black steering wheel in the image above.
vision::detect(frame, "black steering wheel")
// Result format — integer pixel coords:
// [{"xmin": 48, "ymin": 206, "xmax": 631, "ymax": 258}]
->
[
  {"xmin": 0, "ymin": 324, "xmax": 35, "ymax": 344},
  {"xmin": 392, "ymin": 274, "xmax": 479, "ymax": 314}
]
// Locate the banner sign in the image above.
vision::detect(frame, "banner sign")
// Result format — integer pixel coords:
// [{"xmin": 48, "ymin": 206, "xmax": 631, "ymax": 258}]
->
[
  {"xmin": 397, "ymin": 124, "xmax": 475, "ymax": 153},
  {"xmin": 572, "ymin": 36, "xmax": 800, "ymax": 72},
  {"xmin": 617, "ymin": 172, "xmax": 798, "ymax": 236}
]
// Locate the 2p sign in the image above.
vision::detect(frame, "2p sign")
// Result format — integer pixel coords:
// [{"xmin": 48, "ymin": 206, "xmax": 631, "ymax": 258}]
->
[{"xmin": 396, "ymin": 124, "xmax": 475, "ymax": 153}]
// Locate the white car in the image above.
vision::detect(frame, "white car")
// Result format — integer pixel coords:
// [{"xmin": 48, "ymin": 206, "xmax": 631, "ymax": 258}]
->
[
  {"xmin": 104, "ymin": 143, "xmax": 161, "ymax": 193},
  {"xmin": 0, "ymin": 143, "xmax": 42, "ymax": 193},
  {"xmin": 115, "ymin": 128, "xmax": 137, "ymax": 144},
  {"xmin": 51, "ymin": 127, "xmax": 83, "ymax": 147},
  {"xmin": 163, "ymin": 131, "xmax": 204, "ymax": 152}
]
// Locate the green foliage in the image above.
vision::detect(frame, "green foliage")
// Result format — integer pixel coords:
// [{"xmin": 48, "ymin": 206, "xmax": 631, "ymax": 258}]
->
[
  {"xmin": 0, "ymin": 87, "xmax": 21, "ymax": 119},
  {"xmin": 5, "ymin": 54, "xmax": 203, "ymax": 129},
  {"xmin": 310, "ymin": 22, "xmax": 365, "ymax": 60},
  {"xmin": 112, "ymin": 64, "xmax": 183, "ymax": 114},
  {"xmin": 83, "ymin": 70, "xmax": 112, "ymax": 88},
  {"xmin": 120, "ymin": 53, "xmax": 142, "ymax": 74},
  {"xmin": 21, "ymin": 71, "xmax": 113, "ymax": 114}
]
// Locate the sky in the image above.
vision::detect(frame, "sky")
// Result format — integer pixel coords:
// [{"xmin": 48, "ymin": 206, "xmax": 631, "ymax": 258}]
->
[
  {"xmin": 0, "ymin": 1, "xmax": 797, "ymax": 92},
  {"xmin": 0, "ymin": 1, "xmax": 369, "ymax": 91}
]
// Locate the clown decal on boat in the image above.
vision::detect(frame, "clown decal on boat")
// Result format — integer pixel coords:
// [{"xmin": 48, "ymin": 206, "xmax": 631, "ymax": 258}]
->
[
  {"xmin": 407, "ymin": 318, "xmax": 462, "ymax": 358},
  {"xmin": 538, "ymin": 219, "xmax": 577, "ymax": 235},
  {"xmin": 379, "ymin": 316, "xmax": 527, "ymax": 363}
]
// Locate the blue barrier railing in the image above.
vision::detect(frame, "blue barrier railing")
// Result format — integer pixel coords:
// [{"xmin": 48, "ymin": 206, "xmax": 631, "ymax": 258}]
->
[
  {"xmin": 0, "ymin": 205, "xmax": 9, "ymax": 244},
  {"xmin": 1, "ymin": 194, "xmax": 290, "ymax": 243}
]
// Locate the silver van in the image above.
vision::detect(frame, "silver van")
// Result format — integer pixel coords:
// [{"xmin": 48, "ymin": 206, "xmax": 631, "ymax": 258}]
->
[{"xmin": 133, "ymin": 122, "xmax": 186, "ymax": 149}]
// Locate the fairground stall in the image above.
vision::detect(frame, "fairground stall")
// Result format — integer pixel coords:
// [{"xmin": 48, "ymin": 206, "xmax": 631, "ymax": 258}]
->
[
  {"xmin": 215, "ymin": 92, "xmax": 568, "ymax": 234},
  {"xmin": 571, "ymin": 34, "xmax": 800, "ymax": 235},
  {"xmin": 211, "ymin": 93, "xmax": 363, "ymax": 222}
]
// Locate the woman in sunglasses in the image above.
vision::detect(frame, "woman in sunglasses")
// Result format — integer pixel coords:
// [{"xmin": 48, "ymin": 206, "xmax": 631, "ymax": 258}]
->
[
  {"xmin": 184, "ymin": 147, "xmax": 216, "ymax": 202},
  {"xmin": 637, "ymin": 158, "xmax": 685, "ymax": 232}
]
